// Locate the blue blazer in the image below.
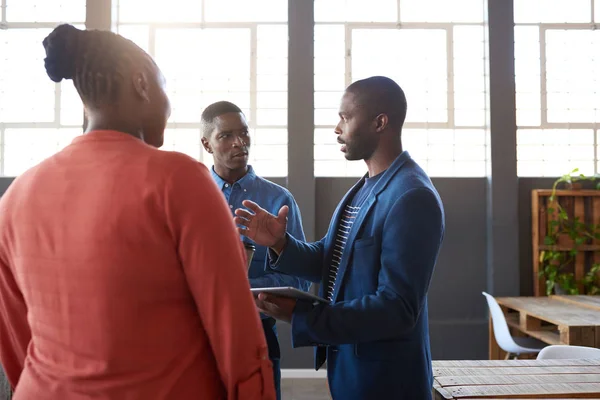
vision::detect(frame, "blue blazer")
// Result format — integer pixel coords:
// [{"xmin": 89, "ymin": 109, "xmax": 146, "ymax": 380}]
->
[{"xmin": 268, "ymin": 152, "xmax": 444, "ymax": 399}]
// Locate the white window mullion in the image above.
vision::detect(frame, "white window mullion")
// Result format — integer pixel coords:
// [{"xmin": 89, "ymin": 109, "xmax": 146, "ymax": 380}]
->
[
  {"xmin": 345, "ymin": 25, "xmax": 352, "ymax": 87},
  {"xmin": 397, "ymin": 0, "xmax": 402, "ymax": 23},
  {"xmin": 539, "ymin": 25, "xmax": 548, "ymax": 126},
  {"xmin": 148, "ymin": 24, "xmax": 156, "ymax": 56},
  {"xmin": 201, "ymin": 0, "xmax": 206, "ymax": 24},
  {"xmin": 55, "ymin": 83, "xmax": 62, "ymax": 126},
  {"xmin": 595, "ymin": 127, "xmax": 598, "ymax": 175},
  {"xmin": 250, "ymin": 24, "xmax": 257, "ymax": 129},
  {"xmin": 0, "ymin": 128, "xmax": 4, "ymax": 176},
  {"xmin": 446, "ymin": 26, "xmax": 455, "ymax": 128}
]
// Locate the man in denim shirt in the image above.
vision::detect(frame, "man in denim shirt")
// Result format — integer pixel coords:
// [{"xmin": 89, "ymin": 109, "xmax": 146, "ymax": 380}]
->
[{"xmin": 201, "ymin": 101, "xmax": 309, "ymax": 400}]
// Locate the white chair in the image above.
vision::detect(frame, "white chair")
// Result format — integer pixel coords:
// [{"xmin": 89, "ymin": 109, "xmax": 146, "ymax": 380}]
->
[
  {"xmin": 482, "ymin": 292, "xmax": 547, "ymax": 359},
  {"xmin": 537, "ymin": 345, "xmax": 600, "ymax": 360}
]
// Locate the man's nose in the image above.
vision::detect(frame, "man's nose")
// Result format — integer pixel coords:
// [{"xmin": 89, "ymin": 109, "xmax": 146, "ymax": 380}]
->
[{"xmin": 233, "ymin": 135, "xmax": 246, "ymax": 147}]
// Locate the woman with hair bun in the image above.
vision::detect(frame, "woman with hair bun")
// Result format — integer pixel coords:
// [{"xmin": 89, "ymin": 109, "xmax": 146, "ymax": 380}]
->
[{"xmin": 0, "ymin": 24, "xmax": 275, "ymax": 400}]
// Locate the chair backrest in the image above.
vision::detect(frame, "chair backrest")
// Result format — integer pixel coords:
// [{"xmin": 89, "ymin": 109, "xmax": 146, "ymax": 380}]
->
[
  {"xmin": 482, "ymin": 291, "xmax": 520, "ymax": 353},
  {"xmin": 537, "ymin": 345, "xmax": 600, "ymax": 360}
]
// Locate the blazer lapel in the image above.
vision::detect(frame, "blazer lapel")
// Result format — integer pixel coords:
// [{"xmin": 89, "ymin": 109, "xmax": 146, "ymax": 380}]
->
[
  {"xmin": 331, "ymin": 195, "xmax": 376, "ymax": 303},
  {"xmin": 322, "ymin": 179, "xmax": 365, "ymax": 295},
  {"xmin": 324, "ymin": 151, "xmax": 412, "ymax": 302}
]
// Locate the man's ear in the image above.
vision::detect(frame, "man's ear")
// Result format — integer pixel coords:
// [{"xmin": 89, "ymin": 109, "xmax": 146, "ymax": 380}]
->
[
  {"xmin": 132, "ymin": 71, "xmax": 150, "ymax": 103},
  {"xmin": 374, "ymin": 113, "xmax": 389, "ymax": 133},
  {"xmin": 201, "ymin": 137, "xmax": 213, "ymax": 154}
]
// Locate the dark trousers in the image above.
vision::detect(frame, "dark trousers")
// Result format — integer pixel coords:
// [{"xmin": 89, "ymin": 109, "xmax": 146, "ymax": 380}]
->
[
  {"xmin": 271, "ymin": 358, "xmax": 281, "ymax": 400},
  {"xmin": 262, "ymin": 318, "xmax": 281, "ymax": 400}
]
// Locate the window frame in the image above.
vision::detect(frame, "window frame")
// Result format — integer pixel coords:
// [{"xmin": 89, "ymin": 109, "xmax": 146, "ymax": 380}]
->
[
  {"xmin": 0, "ymin": 1, "xmax": 87, "ymax": 176},
  {"xmin": 314, "ymin": 17, "xmax": 488, "ymax": 177},
  {"xmin": 515, "ymin": 13, "xmax": 600, "ymax": 176},
  {"xmin": 113, "ymin": 2, "xmax": 289, "ymax": 176}
]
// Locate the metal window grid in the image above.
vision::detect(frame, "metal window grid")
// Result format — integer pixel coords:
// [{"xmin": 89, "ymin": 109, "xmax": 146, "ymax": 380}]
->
[
  {"xmin": 515, "ymin": 0, "xmax": 600, "ymax": 176},
  {"xmin": 314, "ymin": 7, "xmax": 489, "ymax": 176},
  {"xmin": 0, "ymin": 0, "xmax": 289, "ymax": 176}
]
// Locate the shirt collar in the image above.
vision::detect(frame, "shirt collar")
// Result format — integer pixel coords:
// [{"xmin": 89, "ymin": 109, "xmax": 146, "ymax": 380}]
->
[{"xmin": 211, "ymin": 165, "xmax": 257, "ymax": 191}]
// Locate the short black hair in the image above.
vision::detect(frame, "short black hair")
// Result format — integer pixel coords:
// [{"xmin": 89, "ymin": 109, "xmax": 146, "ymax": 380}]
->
[
  {"xmin": 42, "ymin": 24, "xmax": 151, "ymax": 108},
  {"xmin": 346, "ymin": 76, "xmax": 408, "ymax": 131},
  {"xmin": 201, "ymin": 101, "xmax": 244, "ymax": 138}
]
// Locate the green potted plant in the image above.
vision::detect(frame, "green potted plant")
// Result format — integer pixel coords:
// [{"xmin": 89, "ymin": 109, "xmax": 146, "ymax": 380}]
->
[{"xmin": 538, "ymin": 169, "xmax": 600, "ymax": 295}]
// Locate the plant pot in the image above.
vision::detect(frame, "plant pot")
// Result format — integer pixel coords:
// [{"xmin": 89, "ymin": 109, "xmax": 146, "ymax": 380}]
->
[
  {"xmin": 566, "ymin": 182, "xmax": 583, "ymax": 190},
  {"xmin": 554, "ymin": 283, "xmax": 567, "ymax": 295}
]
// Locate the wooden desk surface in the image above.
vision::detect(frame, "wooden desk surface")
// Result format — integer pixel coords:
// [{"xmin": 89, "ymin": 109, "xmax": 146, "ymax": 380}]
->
[
  {"xmin": 433, "ymin": 359, "xmax": 600, "ymax": 399},
  {"xmin": 495, "ymin": 296, "xmax": 600, "ymax": 326},
  {"xmin": 553, "ymin": 295, "xmax": 600, "ymax": 312},
  {"xmin": 488, "ymin": 296, "xmax": 600, "ymax": 353}
]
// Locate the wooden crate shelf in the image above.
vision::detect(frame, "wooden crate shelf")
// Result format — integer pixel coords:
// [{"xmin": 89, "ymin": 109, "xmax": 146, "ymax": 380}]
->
[{"xmin": 532, "ymin": 189, "xmax": 600, "ymax": 296}]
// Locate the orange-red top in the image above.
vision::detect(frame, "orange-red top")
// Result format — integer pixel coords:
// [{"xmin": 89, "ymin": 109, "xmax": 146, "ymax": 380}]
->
[{"xmin": 0, "ymin": 130, "xmax": 274, "ymax": 400}]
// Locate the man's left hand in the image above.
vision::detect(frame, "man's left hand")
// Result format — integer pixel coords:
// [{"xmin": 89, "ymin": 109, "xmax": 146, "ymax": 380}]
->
[{"xmin": 255, "ymin": 293, "xmax": 297, "ymax": 323}]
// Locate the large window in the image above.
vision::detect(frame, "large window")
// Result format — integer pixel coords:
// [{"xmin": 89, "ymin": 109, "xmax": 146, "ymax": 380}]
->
[
  {"xmin": 0, "ymin": 0, "xmax": 86, "ymax": 176},
  {"xmin": 115, "ymin": 0, "xmax": 288, "ymax": 176},
  {"xmin": 515, "ymin": 0, "xmax": 600, "ymax": 176},
  {"xmin": 314, "ymin": 0, "xmax": 488, "ymax": 177}
]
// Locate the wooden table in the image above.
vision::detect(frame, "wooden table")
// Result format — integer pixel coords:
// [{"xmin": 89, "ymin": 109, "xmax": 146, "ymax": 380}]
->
[
  {"xmin": 490, "ymin": 295, "xmax": 600, "ymax": 359},
  {"xmin": 433, "ymin": 359, "xmax": 600, "ymax": 399}
]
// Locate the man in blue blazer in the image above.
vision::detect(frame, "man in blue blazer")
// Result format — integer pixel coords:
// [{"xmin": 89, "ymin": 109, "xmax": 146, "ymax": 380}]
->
[{"xmin": 235, "ymin": 76, "xmax": 445, "ymax": 399}]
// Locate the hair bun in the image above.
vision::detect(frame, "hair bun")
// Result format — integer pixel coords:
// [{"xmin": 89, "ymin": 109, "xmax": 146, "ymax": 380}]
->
[{"xmin": 42, "ymin": 24, "xmax": 84, "ymax": 83}]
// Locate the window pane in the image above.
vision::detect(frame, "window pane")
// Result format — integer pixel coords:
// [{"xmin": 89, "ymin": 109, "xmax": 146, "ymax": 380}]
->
[
  {"xmin": 314, "ymin": 25, "xmax": 346, "ymax": 95},
  {"xmin": 514, "ymin": 26, "xmax": 541, "ymax": 126},
  {"xmin": 257, "ymin": 92, "xmax": 287, "ymax": 109},
  {"xmin": 517, "ymin": 129, "xmax": 595, "ymax": 176},
  {"xmin": 315, "ymin": 160, "xmax": 365, "ymax": 177},
  {"xmin": 403, "ymin": 129, "xmax": 486, "ymax": 177},
  {"xmin": 256, "ymin": 109, "xmax": 287, "ymax": 126},
  {"xmin": 257, "ymin": 58, "xmax": 287, "ymax": 76},
  {"xmin": 315, "ymin": 25, "xmax": 345, "ymax": 59},
  {"xmin": 6, "ymin": 0, "xmax": 85, "ymax": 22},
  {"xmin": 204, "ymin": 0, "xmax": 287, "ymax": 22},
  {"xmin": 514, "ymin": 0, "xmax": 591, "ymax": 23},
  {"xmin": 453, "ymin": 26, "xmax": 487, "ymax": 126},
  {"xmin": 352, "ymin": 29, "xmax": 448, "ymax": 123},
  {"xmin": 315, "ymin": 109, "xmax": 339, "ymax": 126},
  {"xmin": 115, "ymin": 0, "xmax": 202, "ymax": 23},
  {"xmin": 253, "ymin": 129, "xmax": 288, "ymax": 145},
  {"xmin": 314, "ymin": 128, "xmax": 337, "ymax": 145},
  {"xmin": 154, "ymin": 28, "xmax": 251, "ymax": 124},
  {"xmin": 257, "ymin": 25, "xmax": 288, "ymax": 126},
  {"xmin": 252, "ymin": 160, "xmax": 287, "ymax": 177},
  {"xmin": 315, "ymin": 92, "xmax": 343, "ymax": 110},
  {"xmin": 257, "ymin": 75, "xmax": 287, "ymax": 92},
  {"xmin": 115, "ymin": 17, "xmax": 287, "ymax": 177},
  {"xmin": 3, "ymin": 129, "xmax": 81, "ymax": 176},
  {"xmin": 0, "ymin": 29, "xmax": 56, "ymax": 123},
  {"xmin": 315, "ymin": 0, "xmax": 397, "ymax": 22},
  {"xmin": 316, "ymin": 128, "xmax": 486, "ymax": 177},
  {"xmin": 116, "ymin": 25, "xmax": 150, "ymax": 53},
  {"xmin": 61, "ymin": 82, "xmax": 83, "ymax": 126},
  {"xmin": 401, "ymin": 0, "xmax": 484, "ymax": 22},
  {"xmin": 161, "ymin": 129, "xmax": 202, "ymax": 161},
  {"xmin": 545, "ymin": 30, "xmax": 600, "ymax": 123}
]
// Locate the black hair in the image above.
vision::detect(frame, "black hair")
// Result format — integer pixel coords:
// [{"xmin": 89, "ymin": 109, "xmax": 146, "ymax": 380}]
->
[
  {"xmin": 42, "ymin": 24, "xmax": 149, "ymax": 108},
  {"xmin": 346, "ymin": 76, "xmax": 408, "ymax": 131},
  {"xmin": 201, "ymin": 101, "xmax": 244, "ymax": 138}
]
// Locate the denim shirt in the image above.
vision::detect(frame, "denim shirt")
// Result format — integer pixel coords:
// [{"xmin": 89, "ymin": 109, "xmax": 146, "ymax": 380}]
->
[{"xmin": 211, "ymin": 166, "xmax": 310, "ymax": 296}]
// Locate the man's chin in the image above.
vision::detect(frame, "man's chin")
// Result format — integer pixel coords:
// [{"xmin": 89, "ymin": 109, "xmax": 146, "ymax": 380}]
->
[{"xmin": 227, "ymin": 159, "xmax": 249, "ymax": 170}]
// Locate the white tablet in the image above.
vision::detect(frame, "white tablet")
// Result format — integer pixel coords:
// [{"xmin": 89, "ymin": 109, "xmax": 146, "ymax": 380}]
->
[{"xmin": 251, "ymin": 287, "xmax": 329, "ymax": 304}]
